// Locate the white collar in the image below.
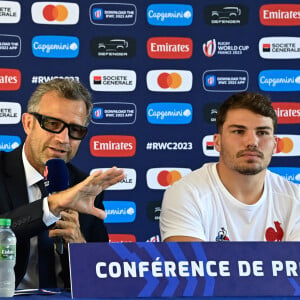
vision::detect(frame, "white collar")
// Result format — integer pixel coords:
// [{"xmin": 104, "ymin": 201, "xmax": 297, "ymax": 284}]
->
[{"xmin": 22, "ymin": 144, "xmax": 44, "ymax": 188}]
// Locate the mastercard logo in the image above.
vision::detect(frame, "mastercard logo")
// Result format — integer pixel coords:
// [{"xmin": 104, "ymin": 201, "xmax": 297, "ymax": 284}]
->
[
  {"xmin": 43, "ymin": 5, "xmax": 68, "ymax": 21},
  {"xmin": 31, "ymin": 2, "xmax": 79, "ymax": 25},
  {"xmin": 146, "ymin": 167, "xmax": 192, "ymax": 189},
  {"xmin": 157, "ymin": 72, "xmax": 182, "ymax": 89},
  {"xmin": 275, "ymin": 137, "xmax": 294, "ymax": 153},
  {"xmin": 271, "ymin": 135, "xmax": 300, "ymax": 157},
  {"xmin": 157, "ymin": 170, "xmax": 182, "ymax": 186},
  {"xmin": 146, "ymin": 70, "xmax": 193, "ymax": 92}
]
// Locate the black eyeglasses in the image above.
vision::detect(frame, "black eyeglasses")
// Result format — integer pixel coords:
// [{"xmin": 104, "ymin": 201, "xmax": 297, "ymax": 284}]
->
[{"xmin": 30, "ymin": 112, "xmax": 88, "ymax": 140}]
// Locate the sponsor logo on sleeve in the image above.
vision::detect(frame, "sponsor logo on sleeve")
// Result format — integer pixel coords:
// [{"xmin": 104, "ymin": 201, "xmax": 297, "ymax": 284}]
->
[
  {"xmin": 147, "ymin": 4, "xmax": 193, "ymax": 26},
  {"xmin": 147, "ymin": 102, "xmax": 192, "ymax": 124},
  {"xmin": 203, "ymin": 69, "xmax": 248, "ymax": 92},
  {"xmin": 32, "ymin": 35, "xmax": 79, "ymax": 58},
  {"xmin": 90, "ymin": 3, "xmax": 137, "ymax": 26},
  {"xmin": 258, "ymin": 70, "xmax": 300, "ymax": 91},
  {"xmin": 147, "ymin": 37, "xmax": 193, "ymax": 59},
  {"xmin": 146, "ymin": 70, "xmax": 192, "ymax": 92},
  {"xmin": 272, "ymin": 102, "xmax": 300, "ymax": 124},
  {"xmin": 89, "ymin": 69, "xmax": 136, "ymax": 91},
  {"xmin": 90, "ymin": 37, "xmax": 135, "ymax": 58},
  {"xmin": 146, "ymin": 167, "xmax": 192, "ymax": 189},
  {"xmin": 103, "ymin": 201, "xmax": 136, "ymax": 223},
  {"xmin": 0, "ymin": 68, "xmax": 21, "ymax": 90},
  {"xmin": 109, "ymin": 233, "xmax": 136, "ymax": 242},
  {"xmin": 259, "ymin": 37, "xmax": 300, "ymax": 59},
  {"xmin": 0, "ymin": 102, "xmax": 21, "ymax": 124},
  {"xmin": 268, "ymin": 167, "xmax": 300, "ymax": 184},
  {"xmin": 0, "ymin": 35, "xmax": 21, "ymax": 57},
  {"xmin": 90, "ymin": 135, "xmax": 136, "ymax": 157},
  {"xmin": 92, "ymin": 102, "xmax": 136, "ymax": 125},
  {"xmin": 0, "ymin": 1, "xmax": 20, "ymax": 23},
  {"xmin": 0, "ymin": 135, "xmax": 21, "ymax": 152},
  {"xmin": 204, "ymin": 5, "xmax": 248, "ymax": 25},
  {"xmin": 31, "ymin": 2, "xmax": 79, "ymax": 24},
  {"xmin": 90, "ymin": 168, "xmax": 136, "ymax": 190},
  {"xmin": 260, "ymin": 4, "xmax": 300, "ymax": 26}
]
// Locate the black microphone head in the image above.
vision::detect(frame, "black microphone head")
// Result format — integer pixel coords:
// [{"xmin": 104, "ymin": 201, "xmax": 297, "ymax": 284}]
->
[{"xmin": 44, "ymin": 158, "xmax": 69, "ymax": 194}]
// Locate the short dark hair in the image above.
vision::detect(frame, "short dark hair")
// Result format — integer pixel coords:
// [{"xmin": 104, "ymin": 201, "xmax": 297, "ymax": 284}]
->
[
  {"xmin": 27, "ymin": 78, "xmax": 93, "ymax": 125},
  {"xmin": 216, "ymin": 91, "xmax": 277, "ymax": 133}
]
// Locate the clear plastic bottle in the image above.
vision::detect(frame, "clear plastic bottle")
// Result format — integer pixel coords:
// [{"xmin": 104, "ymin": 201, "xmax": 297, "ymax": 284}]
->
[{"xmin": 0, "ymin": 219, "xmax": 16, "ymax": 297}]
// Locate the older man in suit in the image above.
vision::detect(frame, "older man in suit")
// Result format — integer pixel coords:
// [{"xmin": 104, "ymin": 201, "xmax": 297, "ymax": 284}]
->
[{"xmin": 0, "ymin": 78, "xmax": 124, "ymax": 289}]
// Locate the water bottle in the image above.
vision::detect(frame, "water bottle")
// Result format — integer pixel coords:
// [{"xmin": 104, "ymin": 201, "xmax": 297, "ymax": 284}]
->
[{"xmin": 0, "ymin": 219, "xmax": 16, "ymax": 297}]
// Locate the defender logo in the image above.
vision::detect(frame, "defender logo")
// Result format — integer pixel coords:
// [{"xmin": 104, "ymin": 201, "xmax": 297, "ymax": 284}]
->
[
  {"xmin": 90, "ymin": 37, "xmax": 135, "ymax": 58},
  {"xmin": 204, "ymin": 5, "xmax": 248, "ymax": 25}
]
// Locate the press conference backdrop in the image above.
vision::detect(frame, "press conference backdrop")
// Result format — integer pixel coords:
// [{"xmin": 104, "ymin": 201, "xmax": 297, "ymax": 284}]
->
[{"xmin": 1, "ymin": 0, "xmax": 300, "ymax": 242}]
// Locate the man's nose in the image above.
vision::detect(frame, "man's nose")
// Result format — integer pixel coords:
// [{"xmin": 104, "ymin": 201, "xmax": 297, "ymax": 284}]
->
[
  {"xmin": 245, "ymin": 131, "xmax": 259, "ymax": 147},
  {"xmin": 55, "ymin": 127, "xmax": 70, "ymax": 142}
]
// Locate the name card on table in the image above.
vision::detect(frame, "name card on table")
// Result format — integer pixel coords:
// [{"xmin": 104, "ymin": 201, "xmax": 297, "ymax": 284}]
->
[{"xmin": 69, "ymin": 242, "xmax": 300, "ymax": 298}]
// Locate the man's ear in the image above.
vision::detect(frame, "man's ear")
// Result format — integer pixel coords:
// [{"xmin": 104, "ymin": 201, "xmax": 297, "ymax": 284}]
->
[
  {"xmin": 214, "ymin": 133, "xmax": 221, "ymax": 153},
  {"xmin": 22, "ymin": 113, "xmax": 34, "ymax": 135}
]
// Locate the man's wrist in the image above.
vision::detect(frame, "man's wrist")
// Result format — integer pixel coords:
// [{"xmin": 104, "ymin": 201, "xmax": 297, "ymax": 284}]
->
[{"xmin": 48, "ymin": 194, "xmax": 62, "ymax": 217}]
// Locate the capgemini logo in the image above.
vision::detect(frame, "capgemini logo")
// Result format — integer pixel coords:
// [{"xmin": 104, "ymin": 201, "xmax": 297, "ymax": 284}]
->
[
  {"xmin": 69, "ymin": 43, "xmax": 78, "ymax": 51},
  {"xmin": 203, "ymin": 39, "xmax": 216, "ymax": 57}
]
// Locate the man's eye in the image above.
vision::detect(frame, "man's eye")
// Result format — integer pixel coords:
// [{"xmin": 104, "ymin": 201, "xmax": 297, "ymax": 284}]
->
[
  {"xmin": 45, "ymin": 120, "xmax": 60, "ymax": 127},
  {"xmin": 257, "ymin": 131, "xmax": 269, "ymax": 136},
  {"xmin": 233, "ymin": 130, "xmax": 243, "ymax": 134}
]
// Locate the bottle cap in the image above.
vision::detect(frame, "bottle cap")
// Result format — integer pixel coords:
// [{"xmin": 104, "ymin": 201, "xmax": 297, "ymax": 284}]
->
[{"xmin": 0, "ymin": 219, "xmax": 11, "ymax": 226}]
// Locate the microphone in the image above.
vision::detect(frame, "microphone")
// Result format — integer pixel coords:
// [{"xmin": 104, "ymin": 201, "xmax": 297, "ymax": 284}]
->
[{"xmin": 44, "ymin": 158, "xmax": 69, "ymax": 255}]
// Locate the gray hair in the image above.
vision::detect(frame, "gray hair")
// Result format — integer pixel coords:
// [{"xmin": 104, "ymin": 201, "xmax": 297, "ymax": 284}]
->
[{"xmin": 27, "ymin": 78, "xmax": 93, "ymax": 125}]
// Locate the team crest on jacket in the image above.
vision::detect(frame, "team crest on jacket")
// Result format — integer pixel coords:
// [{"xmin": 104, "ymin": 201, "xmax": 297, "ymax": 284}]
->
[
  {"xmin": 216, "ymin": 227, "xmax": 230, "ymax": 241},
  {"xmin": 265, "ymin": 221, "xmax": 284, "ymax": 241}
]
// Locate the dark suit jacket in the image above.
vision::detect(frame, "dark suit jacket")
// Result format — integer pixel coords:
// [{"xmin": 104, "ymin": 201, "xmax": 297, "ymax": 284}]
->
[{"xmin": 0, "ymin": 146, "xmax": 109, "ymax": 288}]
